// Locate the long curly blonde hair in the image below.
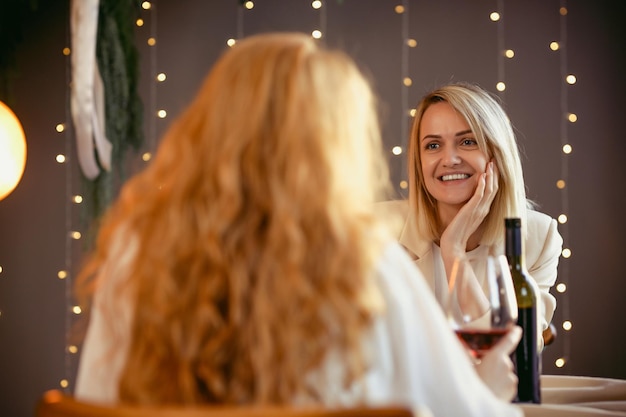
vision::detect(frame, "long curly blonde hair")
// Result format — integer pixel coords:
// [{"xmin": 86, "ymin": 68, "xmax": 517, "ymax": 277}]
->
[{"xmin": 76, "ymin": 32, "xmax": 391, "ymax": 405}]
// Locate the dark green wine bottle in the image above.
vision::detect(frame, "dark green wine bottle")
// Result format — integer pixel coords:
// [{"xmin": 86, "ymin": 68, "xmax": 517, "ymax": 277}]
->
[{"xmin": 505, "ymin": 218, "xmax": 541, "ymax": 404}]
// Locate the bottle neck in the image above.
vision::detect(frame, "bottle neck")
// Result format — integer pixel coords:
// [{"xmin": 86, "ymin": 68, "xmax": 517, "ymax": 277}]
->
[{"xmin": 505, "ymin": 218, "xmax": 525, "ymax": 271}]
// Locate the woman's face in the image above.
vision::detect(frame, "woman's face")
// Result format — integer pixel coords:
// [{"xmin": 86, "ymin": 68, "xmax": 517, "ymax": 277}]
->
[{"xmin": 418, "ymin": 101, "xmax": 489, "ymax": 210}]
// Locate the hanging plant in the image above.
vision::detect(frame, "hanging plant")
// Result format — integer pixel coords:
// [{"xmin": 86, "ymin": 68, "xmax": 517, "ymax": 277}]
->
[{"xmin": 74, "ymin": 0, "xmax": 144, "ymax": 248}]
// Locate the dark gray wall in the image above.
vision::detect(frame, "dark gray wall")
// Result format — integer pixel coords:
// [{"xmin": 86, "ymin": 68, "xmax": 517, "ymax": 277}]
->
[{"xmin": 1, "ymin": 1, "xmax": 624, "ymax": 416}]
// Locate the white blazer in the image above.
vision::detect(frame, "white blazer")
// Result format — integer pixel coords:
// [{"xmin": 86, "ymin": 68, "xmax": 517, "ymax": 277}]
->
[{"xmin": 376, "ymin": 199, "xmax": 562, "ymax": 332}]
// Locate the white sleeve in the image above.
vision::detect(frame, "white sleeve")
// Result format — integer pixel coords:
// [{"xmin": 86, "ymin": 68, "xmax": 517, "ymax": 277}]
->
[
  {"xmin": 74, "ymin": 231, "xmax": 137, "ymax": 404},
  {"xmin": 367, "ymin": 242, "xmax": 523, "ymax": 417},
  {"xmin": 74, "ymin": 277, "xmax": 129, "ymax": 404}
]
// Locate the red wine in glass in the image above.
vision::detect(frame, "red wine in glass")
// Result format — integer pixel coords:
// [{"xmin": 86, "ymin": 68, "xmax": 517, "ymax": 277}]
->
[{"xmin": 455, "ymin": 328, "xmax": 509, "ymax": 359}]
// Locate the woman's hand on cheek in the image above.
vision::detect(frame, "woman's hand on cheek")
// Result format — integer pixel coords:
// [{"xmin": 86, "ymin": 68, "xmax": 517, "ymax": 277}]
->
[{"xmin": 440, "ymin": 162, "xmax": 497, "ymax": 252}]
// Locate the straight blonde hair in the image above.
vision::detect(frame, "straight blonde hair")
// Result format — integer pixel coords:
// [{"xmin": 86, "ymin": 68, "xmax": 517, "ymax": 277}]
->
[{"xmin": 408, "ymin": 82, "xmax": 531, "ymax": 245}]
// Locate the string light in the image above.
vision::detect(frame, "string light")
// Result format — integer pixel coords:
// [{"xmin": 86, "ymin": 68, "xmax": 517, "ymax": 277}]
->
[
  {"xmin": 495, "ymin": 0, "xmax": 505, "ymax": 97},
  {"xmin": 556, "ymin": 0, "xmax": 573, "ymax": 369},
  {"xmin": 398, "ymin": 0, "xmax": 409, "ymax": 193}
]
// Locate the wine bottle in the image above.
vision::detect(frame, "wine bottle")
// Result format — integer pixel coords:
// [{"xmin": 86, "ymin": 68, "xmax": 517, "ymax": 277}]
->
[{"xmin": 505, "ymin": 218, "xmax": 541, "ymax": 404}]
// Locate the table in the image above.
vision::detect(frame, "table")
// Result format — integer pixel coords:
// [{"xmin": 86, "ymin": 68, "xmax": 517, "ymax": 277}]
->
[{"xmin": 519, "ymin": 375, "xmax": 626, "ymax": 416}]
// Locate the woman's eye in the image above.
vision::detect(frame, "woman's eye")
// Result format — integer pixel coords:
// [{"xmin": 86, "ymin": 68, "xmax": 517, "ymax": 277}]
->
[
  {"xmin": 425, "ymin": 142, "xmax": 439, "ymax": 150},
  {"xmin": 461, "ymin": 138, "xmax": 477, "ymax": 146}
]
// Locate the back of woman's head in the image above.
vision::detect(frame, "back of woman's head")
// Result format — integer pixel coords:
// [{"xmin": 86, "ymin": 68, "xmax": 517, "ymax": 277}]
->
[
  {"xmin": 409, "ymin": 82, "xmax": 528, "ymax": 245},
  {"xmin": 80, "ymin": 32, "xmax": 389, "ymax": 405}
]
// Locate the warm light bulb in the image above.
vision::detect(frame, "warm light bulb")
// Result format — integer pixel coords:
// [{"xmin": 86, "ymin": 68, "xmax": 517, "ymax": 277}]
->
[
  {"xmin": 55, "ymin": 123, "xmax": 65, "ymax": 133},
  {"xmin": 56, "ymin": 154, "xmax": 66, "ymax": 163},
  {"xmin": 142, "ymin": 152, "xmax": 152, "ymax": 162},
  {"xmin": 156, "ymin": 73, "xmax": 166, "ymax": 82},
  {"xmin": 555, "ymin": 358, "xmax": 566, "ymax": 368},
  {"xmin": 312, "ymin": 30, "xmax": 322, "ymax": 39},
  {"xmin": 496, "ymin": 82, "xmax": 506, "ymax": 91},
  {"xmin": 227, "ymin": 38, "xmax": 236, "ymax": 47},
  {"xmin": 407, "ymin": 39, "xmax": 417, "ymax": 48},
  {"xmin": 562, "ymin": 248, "xmax": 572, "ymax": 258},
  {"xmin": 562, "ymin": 144, "xmax": 572, "ymax": 154},
  {"xmin": 311, "ymin": 0, "xmax": 322, "ymax": 9},
  {"xmin": 60, "ymin": 379, "xmax": 69, "ymax": 388},
  {"xmin": 68, "ymin": 345, "xmax": 78, "ymax": 354},
  {"xmin": 147, "ymin": 37, "xmax": 156, "ymax": 46},
  {"xmin": 403, "ymin": 77, "xmax": 412, "ymax": 87},
  {"xmin": 490, "ymin": 12, "xmax": 501, "ymax": 21},
  {"xmin": 392, "ymin": 146, "xmax": 403, "ymax": 155},
  {"xmin": 141, "ymin": 1, "xmax": 151, "ymax": 10},
  {"xmin": 57, "ymin": 270, "xmax": 68, "ymax": 279},
  {"xmin": 70, "ymin": 231, "xmax": 82, "ymax": 240},
  {"xmin": 562, "ymin": 320, "xmax": 572, "ymax": 331},
  {"xmin": 0, "ymin": 101, "xmax": 27, "ymax": 201},
  {"xmin": 157, "ymin": 110, "xmax": 167, "ymax": 119},
  {"xmin": 556, "ymin": 283, "xmax": 567, "ymax": 293},
  {"xmin": 72, "ymin": 306, "xmax": 82, "ymax": 315},
  {"xmin": 558, "ymin": 214, "xmax": 568, "ymax": 224},
  {"xmin": 62, "ymin": 47, "xmax": 71, "ymax": 56},
  {"xmin": 560, "ymin": 7, "xmax": 568, "ymax": 15},
  {"xmin": 395, "ymin": 5, "xmax": 405, "ymax": 14},
  {"xmin": 409, "ymin": 108, "xmax": 416, "ymax": 117},
  {"xmin": 504, "ymin": 49, "xmax": 515, "ymax": 58},
  {"xmin": 136, "ymin": 18, "xmax": 144, "ymax": 27},
  {"xmin": 400, "ymin": 180, "xmax": 408, "ymax": 189},
  {"xmin": 566, "ymin": 74, "xmax": 577, "ymax": 84},
  {"xmin": 549, "ymin": 41, "xmax": 560, "ymax": 51},
  {"xmin": 245, "ymin": 1, "xmax": 254, "ymax": 9},
  {"xmin": 567, "ymin": 113, "xmax": 578, "ymax": 123},
  {"xmin": 72, "ymin": 195, "xmax": 83, "ymax": 204}
]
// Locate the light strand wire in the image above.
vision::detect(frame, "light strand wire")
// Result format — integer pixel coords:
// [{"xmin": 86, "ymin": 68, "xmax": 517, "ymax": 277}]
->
[
  {"xmin": 149, "ymin": 1, "xmax": 158, "ymax": 152},
  {"xmin": 64, "ymin": 12, "xmax": 74, "ymax": 392},
  {"xmin": 558, "ymin": 0, "xmax": 571, "ymax": 365},
  {"xmin": 400, "ymin": 0, "xmax": 409, "ymax": 195},
  {"xmin": 496, "ymin": 0, "xmax": 505, "ymax": 100}
]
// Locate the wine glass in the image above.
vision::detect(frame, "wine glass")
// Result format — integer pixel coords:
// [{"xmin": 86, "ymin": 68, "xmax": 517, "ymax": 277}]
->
[{"xmin": 447, "ymin": 255, "xmax": 518, "ymax": 361}]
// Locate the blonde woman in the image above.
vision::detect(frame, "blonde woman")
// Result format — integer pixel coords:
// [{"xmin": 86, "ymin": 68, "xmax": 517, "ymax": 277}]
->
[
  {"xmin": 380, "ymin": 83, "xmax": 562, "ymax": 345},
  {"xmin": 74, "ymin": 34, "xmax": 522, "ymax": 416}
]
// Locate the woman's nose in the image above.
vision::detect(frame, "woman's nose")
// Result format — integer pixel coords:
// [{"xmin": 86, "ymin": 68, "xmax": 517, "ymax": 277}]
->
[{"xmin": 442, "ymin": 147, "xmax": 461, "ymax": 166}]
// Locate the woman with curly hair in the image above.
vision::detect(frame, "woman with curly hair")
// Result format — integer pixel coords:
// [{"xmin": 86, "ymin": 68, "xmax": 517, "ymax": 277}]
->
[{"xmin": 74, "ymin": 33, "xmax": 522, "ymax": 416}]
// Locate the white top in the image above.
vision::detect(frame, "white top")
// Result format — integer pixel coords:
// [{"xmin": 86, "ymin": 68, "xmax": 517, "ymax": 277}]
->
[
  {"xmin": 75, "ymin": 241, "xmax": 522, "ymax": 417},
  {"xmin": 376, "ymin": 199, "xmax": 562, "ymax": 333}
]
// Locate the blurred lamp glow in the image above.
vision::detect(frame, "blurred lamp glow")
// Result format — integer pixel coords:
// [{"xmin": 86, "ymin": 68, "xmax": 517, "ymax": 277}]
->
[{"xmin": 0, "ymin": 101, "xmax": 27, "ymax": 201}]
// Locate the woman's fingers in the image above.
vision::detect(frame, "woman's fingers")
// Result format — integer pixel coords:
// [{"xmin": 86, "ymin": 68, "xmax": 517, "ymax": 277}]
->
[{"xmin": 475, "ymin": 326, "xmax": 522, "ymax": 401}]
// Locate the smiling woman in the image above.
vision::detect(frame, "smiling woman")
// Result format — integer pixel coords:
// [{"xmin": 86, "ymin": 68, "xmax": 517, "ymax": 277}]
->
[{"xmin": 377, "ymin": 82, "xmax": 562, "ymax": 344}]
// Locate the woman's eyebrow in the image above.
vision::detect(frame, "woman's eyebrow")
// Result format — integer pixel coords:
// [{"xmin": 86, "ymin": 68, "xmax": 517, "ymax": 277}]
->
[{"xmin": 455, "ymin": 129, "xmax": 473, "ymax": 137}]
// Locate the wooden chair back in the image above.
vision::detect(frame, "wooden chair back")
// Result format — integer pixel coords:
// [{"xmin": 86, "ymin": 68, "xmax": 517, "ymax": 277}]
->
[{"xmin": 36, "ymin": 390, "xmax": 417, "ymax": 417}]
